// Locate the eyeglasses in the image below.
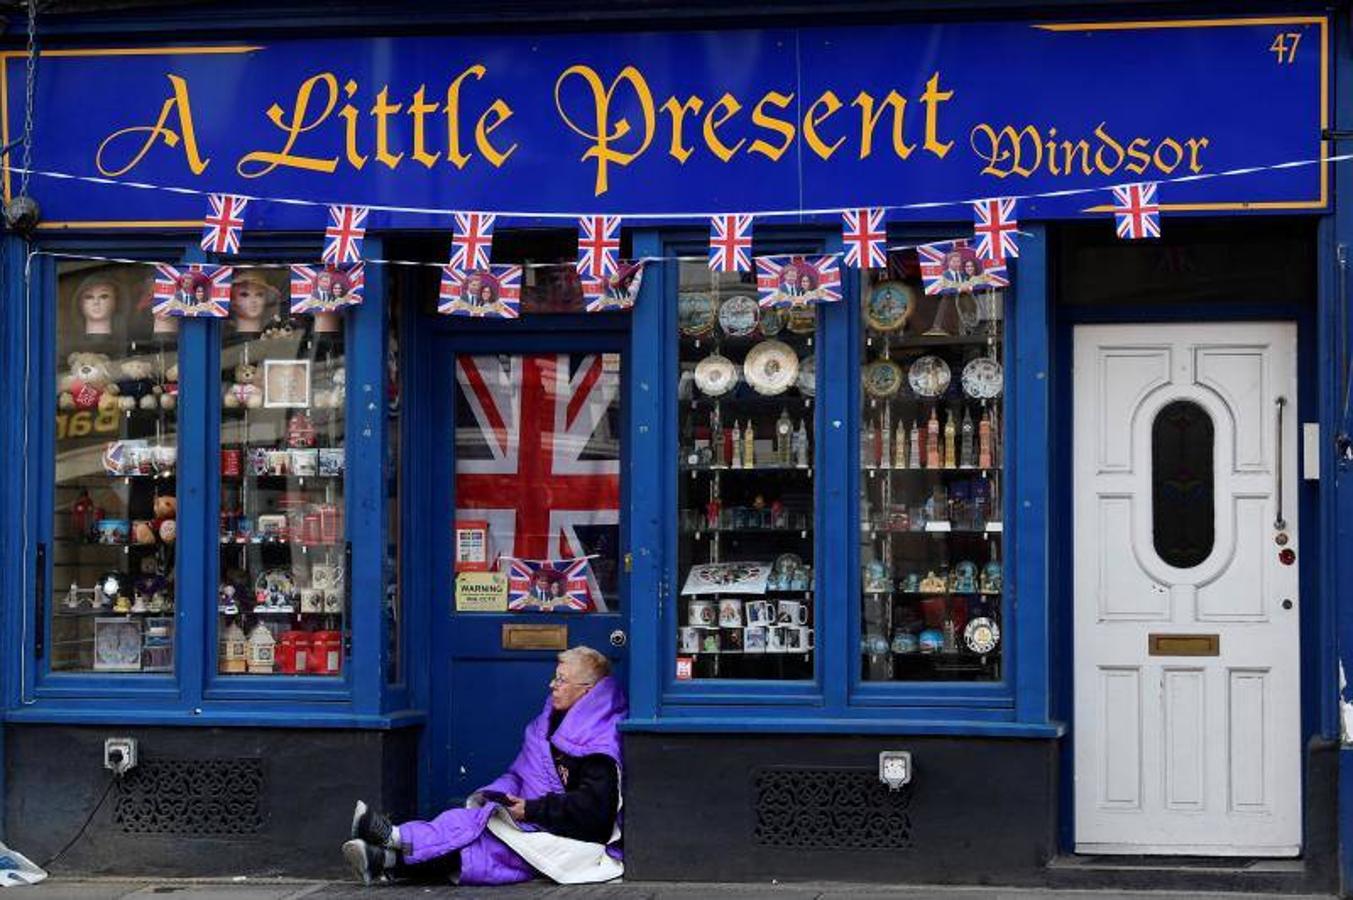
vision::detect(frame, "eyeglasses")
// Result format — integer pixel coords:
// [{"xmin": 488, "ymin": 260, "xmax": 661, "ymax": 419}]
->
[{"xmin": 549, "ymin": 674, "xmax": 595, "ymax": 688}]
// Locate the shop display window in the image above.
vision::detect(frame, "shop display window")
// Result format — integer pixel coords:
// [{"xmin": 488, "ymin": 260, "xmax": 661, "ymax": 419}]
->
[
  {"xmin": 217, "ymin": 271, "xmax": 348, "ymax": 676},
  {"xmin": 859, "ymin": 249, "xmax": 1004, "ymax": 682},
  {"xmin": 52, "ymin": 263, "xmax": 179, "ymax": 674},
  {"xmin": 676, "ymin": 262, "xmax": 816, "ymax": 680}
]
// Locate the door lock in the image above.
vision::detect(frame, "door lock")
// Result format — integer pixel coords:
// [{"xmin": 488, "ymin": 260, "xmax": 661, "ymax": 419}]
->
[{"xmin": 609, "ymin": 629, "xmax": 628, "ymax": 648}]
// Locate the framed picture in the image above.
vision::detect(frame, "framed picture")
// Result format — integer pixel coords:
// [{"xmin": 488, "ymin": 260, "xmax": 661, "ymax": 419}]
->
[
  {"xmin": 263, "ymin": 359, "xmax": 311, "ymax": 408},
  {"xmin": 93, "ymin": 617, "xmax": 143, "ymax": 671}
]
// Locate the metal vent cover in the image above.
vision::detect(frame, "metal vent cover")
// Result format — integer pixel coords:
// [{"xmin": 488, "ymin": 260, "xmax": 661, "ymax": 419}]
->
[
  {"xmin": 114, "ymin": 758, "xmax": 265, "ymax": 835},
  {"xmin": 753, "ymin": 767, "xmax": 913, "ymax": 850}
]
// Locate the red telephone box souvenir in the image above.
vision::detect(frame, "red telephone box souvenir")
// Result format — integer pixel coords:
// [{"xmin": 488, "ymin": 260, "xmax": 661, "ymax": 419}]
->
[
  {"xmin": 308, "ymin": 630, "xmax": 342, "ymax": 675},
  {"xmin": 277, "ymin": 631, "xmax": 311, "ymax": 674}
]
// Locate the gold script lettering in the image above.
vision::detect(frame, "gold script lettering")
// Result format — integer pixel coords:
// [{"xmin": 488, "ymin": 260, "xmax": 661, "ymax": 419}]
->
[
  {"xmin": 237, "ymin": 73, "xmax": 340, "ymax": 178},
  {"xmin": 554, "ymin": 64, "xmax": 655, "ymax": 197},
  {"xmin": 96, "ymin": 74, "xmax": 210, "ymax": 177}
]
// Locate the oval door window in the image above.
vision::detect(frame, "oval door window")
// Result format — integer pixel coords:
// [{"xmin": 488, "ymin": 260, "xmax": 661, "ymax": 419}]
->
[{"xmin": 1152, "ymin": 400, "xmax": 1215, "ymax": 568}]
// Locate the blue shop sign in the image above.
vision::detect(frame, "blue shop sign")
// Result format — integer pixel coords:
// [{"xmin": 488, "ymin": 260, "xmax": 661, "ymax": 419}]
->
[{"xmin": 3, "ymin": 15, "xmax": 1327, "ymax": 228}]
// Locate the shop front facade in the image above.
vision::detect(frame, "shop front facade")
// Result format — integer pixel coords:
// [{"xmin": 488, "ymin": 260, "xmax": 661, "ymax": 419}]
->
[{"xmin": 0, "ymin": 2, "xmax": 1349, "ymax": 892}]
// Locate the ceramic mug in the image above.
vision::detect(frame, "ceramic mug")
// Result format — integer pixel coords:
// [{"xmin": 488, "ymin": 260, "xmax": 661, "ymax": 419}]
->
[
  {"xmin": 718, "ymin": 599, "xmax": 743, "ymax": 627},
  {"xmin": 777, "ymin": 600, "xmax": 809, "ymax": 625},
  {"xmin": 720, "ymin": 627, "xmax": 744, "ymax": 652},
  {"xmin": 746, "ymin": 600, "xmax": 774, "ymax": 626},
  {"xmin": 786, "ymin": 626, "xmax": 814, "ymax": 652},
  {"xmin": 291, "ymin": 449, "xmax": 319, "ymax": 477},
  {"xmin": 679, "ymin": 626, "xmax": 704, "ymax": 654},
  {"xmin": 744, "ymin": 626, "xmax": 769, "ymax": 652},
  {"xmin": 767, "ymin": 626, "xmax": 789, "ymax": 653},
  {"xmin": 700, "ymin": 629, "xmax": 721, "ymax": 654},
  {"xmin": 688, "ymin": 599, "xmax": 717, "ymax": 627}
]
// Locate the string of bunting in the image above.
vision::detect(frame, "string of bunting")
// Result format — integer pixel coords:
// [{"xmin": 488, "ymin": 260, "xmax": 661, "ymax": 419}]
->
[{"xmin": 10, "ymin": 148, "xmax": 1336, "ymax": 320}]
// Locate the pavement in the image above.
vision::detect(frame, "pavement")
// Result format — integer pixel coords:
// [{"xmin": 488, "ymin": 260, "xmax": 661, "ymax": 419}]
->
[{"xmin": 13, "ymin": 881, "xmax": 1341, "ymax": 900}]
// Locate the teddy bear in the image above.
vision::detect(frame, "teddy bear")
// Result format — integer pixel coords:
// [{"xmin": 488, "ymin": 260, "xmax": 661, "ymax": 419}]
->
[
  {"xmin": 223, "ymin": 361, "xmax": 263, "ymax": 409},
  {"xmin": 58, "ymin": 352, "xmax": 120, "ymax": 412},
  {"xmin": 160, "ymin": 363, "xmax": 178, "ymax": 411},
  {"xmin": 153, "ymin": 495, "xmax": 176, "ymax": 520},
  {"xmin": 115, "ymin": 358, "xmax": 161, "ymax": 411},
  {"xmin": 313, "ymin": 366, "xmax": 346, "ymax": 409}
]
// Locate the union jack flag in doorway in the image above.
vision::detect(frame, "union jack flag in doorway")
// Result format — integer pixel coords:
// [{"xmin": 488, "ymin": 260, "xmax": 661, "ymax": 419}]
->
[{"xmin": 454, "ymin": 353, "xmax": 621, "ymax": 612}]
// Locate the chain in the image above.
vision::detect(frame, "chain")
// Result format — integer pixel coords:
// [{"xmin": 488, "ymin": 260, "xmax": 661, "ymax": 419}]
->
[{"xmin": 20, "ymin": 0, "xmax": 37, "ymax": 198}]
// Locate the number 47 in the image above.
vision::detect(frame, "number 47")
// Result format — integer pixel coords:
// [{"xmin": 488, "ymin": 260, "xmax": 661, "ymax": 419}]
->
[{"xmin": 1271, "ymin": 31, "xmax": 1303, "ymax": 64}]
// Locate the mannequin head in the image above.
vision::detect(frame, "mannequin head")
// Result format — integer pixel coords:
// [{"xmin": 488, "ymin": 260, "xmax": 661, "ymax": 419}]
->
[
  {"xmin": 230, "ymin": 276, "xmax": 275, "ymax": 333},
  {"xmin": 74, "ymin": 277, "xmax": 120, "ymax": 336}
]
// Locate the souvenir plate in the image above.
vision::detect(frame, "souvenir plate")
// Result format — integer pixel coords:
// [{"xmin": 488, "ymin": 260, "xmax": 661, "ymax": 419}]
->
[
  {"xmin": 907, "ymin": 355, "xmax": 951, "ymax": 398},
  {"xmin": 718, "ymin": 295, "xmax": 761, "ymax": 337},
  {"xmin": 961, "ymin": 356, "xmax": 1004, "ymax": 399},
  {"xmin": 693, "ymin": 354, "xmax": 738, "ymax": 397},
  {"xmin": 678, "ymin": 293, "xmax": 717, "ymax": 337},
  {"xmin": 785, "ymin": 305, "xmax": 816, "ymax": 335},
  {"xmin": 759, "ymin": 306, "xmax": 785, "ymax": 337},
  {"xmin": 865, "ymin": 281, "xmax": 915, "ymax": 332},
  {"xmin": 862, "ymin": 359, "xmax": 903, "ymax": 398},
  {"xmin": 743, "ymin": 341, "xmax": 799, "ymax": 396},
  {"xmin": 772, "ymin": 553, "xmax": 803, "ymax": 580},
  {"xmin": 964, "ymin": 617, "xmax": 1000, "ymax": 654},
  {"xmin": 796, "ymin": 354, "xmax": 816, "ymax": 398}
]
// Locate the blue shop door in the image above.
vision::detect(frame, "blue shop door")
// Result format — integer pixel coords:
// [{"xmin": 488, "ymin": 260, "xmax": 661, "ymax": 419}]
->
[{"xmin": 441, "ymin": 342, "xmax": 629, "ymax": 800}]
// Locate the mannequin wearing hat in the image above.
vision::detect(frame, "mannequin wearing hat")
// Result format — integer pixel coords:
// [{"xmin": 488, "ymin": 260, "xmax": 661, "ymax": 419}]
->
[{"xmin": 231, "ymin": 275, "xmax": 278, "ymax": 335}]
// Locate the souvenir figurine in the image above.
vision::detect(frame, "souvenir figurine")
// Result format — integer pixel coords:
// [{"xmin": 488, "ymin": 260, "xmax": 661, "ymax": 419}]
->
[
  {"xmin": 943, "ymin": 407, "xmax": 957, "ymax": 469},
  {"xmin": 879, "ymin": 415, "xmax": 892, "ymax": 469},
  {"xmin": 743, "ymin": 420, "xmax": 756, "ymax": 468},
  {"xmin": 793, "ymin": 420, "xmax": 809, "ymax": 468},
  {"xmin": 73, "ymin": 276, "xmax": 119, "ymax": 337},
  {"xmin": 960, "ymin": 407, "xmax": 976, "ymax": 469},
  {"xmin": 113, "ymin": 358, "xmax": 161, "ymax": 411},
  {"xmin": 952, "ymin": 560, "xmax": 978, "ymax": 593},
  {"xmin": 909, "ymin": 420, "xmax": 922, "ymax": 469},
  {"xmin": 775, "ymin": 409, "xmax": 793, "ymax": 466},
  {"xmin": 58, "ymin": 352, "xmax": 120, "ymax": 412},
  {"xmin": 926, "ymin": 407, "xmax": 940, "ymax": 470},
  {"xmin": 980, "ymin": 558, "xmax": 1002, "ymax": 594},
  {"xmin": 223, "ymin": 361, "xmax": 264, "ymax": 409},
  {"xmin": 730, "ymin": 421, "xmax": 743, "ymax": 469},
  {"xmin": 918, "ymin": 570, "xmax": 947, "ymax": 593},
  {"xmin": 891, "ymin": 629, "xmax": 918, "ymax": 655},
  {"xmin": 893, "ymin": 421, "xmax": 907, "ymax": 469},
  {"xmin": 901, "ymin": 572, "xmax": 921, "ymax": 593},
  {"xmin": 230, "ymin": 274, "xmax": 277, "ymax": 335},
  {"xmin": 979, "ymin": 408, "xmax": 993, "ymax": 469},
  {"xmin": 942, "ymin": 617, "xmax": 959, "ymax": 654},
  {"xmin": 861, "ymin": 420, "xmax": 875, "ymax": 468},
  {"xmin": 918, "ymin": 628, "xmax": 944, "ymax": 654},
  {"xmin": 246, "ymin": 623, "xmax": 276, "ymax": 674},
  {"xmin": 863, "ymin": 559, "xmax": 891, "ymax": 593},
  {"xmin": 260, "ymin": 314, "xmax": 296, "ymax": 341}
]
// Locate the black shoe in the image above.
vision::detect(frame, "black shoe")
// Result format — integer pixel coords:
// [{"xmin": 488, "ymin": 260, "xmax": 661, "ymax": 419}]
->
[
  {"xmin": 351, "ymin": 800, "xmax": 396, "ymax": 848},
  {"xmin": 342, "ymin": 838, "xmax": 391, "ymax": 886}
]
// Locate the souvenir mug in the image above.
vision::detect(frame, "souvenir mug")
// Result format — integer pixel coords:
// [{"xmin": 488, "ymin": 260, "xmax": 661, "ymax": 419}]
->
[
  {"xmin": 154, "ymin": 446, "xmax": 177, "ymax": 474},
  {"xmin": 267, "ymin": 450, "xmax": 290, "ymax": 476},
  {"xmin": 766, "ymin": 626, "xmax": 789, "ymax": 653},
  {"xmin": 744, "ymin": 626, "xmax": 769, "ymax": 652},
  {"xmin": 863, "ymin": 630, "xmax": 890, "ymax": 655},
  {"xmin": 720, "ymin": 627, "xmax": 745, "ymax": 652},
  {"xmin": 291, "ymin": 449, "xmax": 319, "ymax": 477},
  {"xmin": 679, "ymin": 627, "xmax": 703, "ymax": 653},
  {"xmin": 299, "ymin": 588, "xmax": 323, "ymax": 614},
  {"xmin": 891, "ymin": 629, "xmax": 919, "ymax": 654},
  {"xmin": 776, "ymin": 600, "xmax": 809, "ymax": 625},
  {"xmin": 786, "ymin": 626, "xmax": 814, "ymax": 652},
  {"xmin": 323, "ymin": 591, "xmax": 343, "ymax": 613},
  {"xmin": 700, "ymin": 629, "xmax": 721, "ymax": 654},
  {"xmin": 746, "ymin": 600, "xmax": 774, "ymax": 626},
  {"xmin": 718, "ymin": 599, "xmax": 743, "ymax": 627},
  {"xmin": 687, "ymin": 599, "xmax": 717, "ymax": 627}
]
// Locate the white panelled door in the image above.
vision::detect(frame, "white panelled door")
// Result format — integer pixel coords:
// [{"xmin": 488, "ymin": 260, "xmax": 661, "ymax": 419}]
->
[{"xmin": 1073, "ymin": 323, "xmax": 1300, "ymax": 856}]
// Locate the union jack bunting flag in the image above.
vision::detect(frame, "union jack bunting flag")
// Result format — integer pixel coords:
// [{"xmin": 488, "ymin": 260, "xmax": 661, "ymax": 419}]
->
[
  {"xmin": 449, "ymin": 212, "xmax": 496, "ymax": 275},
  {"xmin": 1112, "ymin": 182, "xmax": 1162, "ymax": 240},
  {"xmin": 583, "ymin": 259, "xmax": 645, "ymax": 313},
  {"xmin": 755, "ymin": 254, "xmax": 842, "ymax": 309},
  {"xmin": 200, "ymin": 194, "xmax": 248, "ymax": 255},
  {"xmin": 438, "ymin": 264, "xmax": 522, "ymax": 318},
  {"xmin": 971, "ymin": 197, "xmax": 1020, "ymax": 262},
  {"xmin": 505, "ymin": 556, "xmax": 597, "ymax": 612},
  {"xmin": 708, "ymin": 214, "xmax": 753, "ymax": 273},
  {"xmin": 322, "ymin": 205, "xmax": 368, "ymax": 265},
  {"xmin": 456, "ymin": 353, "xmax": 620, "ymax": 611},
  {"xmin": 917, "ymin": 239, "xmax": 1008, "ymax": 296},
  {"xmin": 152, "ymin": 264, "xmax": 233, "ymax": 317},
  {"xmin": 576, "ymin": 215, "xmax": 622, "ymax": 281},
  {"xmin": 841, "ymin": 208, "xmax": 887, "ymax": 269},
  {"xmin": 290, "ymin": 263, "xmax": 365, "ymax": 315}
]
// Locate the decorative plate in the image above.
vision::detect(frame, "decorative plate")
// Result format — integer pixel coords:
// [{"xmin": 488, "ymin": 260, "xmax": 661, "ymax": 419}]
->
[
  {"xmin": 743, "ymin": 341, "xmax": 799, "ymax": 396},
  {"xmin": 907, "ymin": 355, "xmax": 951, "ymax": 398},
  {"xmin": 785, "ymin": 305, "xmax": 816, "ymax": 335},
  {"xmin": 678, "ymin": 293, "xmax": 717, "ymax": 337},
  {"xmin": 254, "ymin": 568, "xmax": 295, "ymax": 596},
  {"xmin": 964, "ymin": 617, "xmax": 1000, "ymax": 654},
  {"xmin": 865, "ymin": 281, "xmax": 915, "ymax": 332},
  {"xmin": 718, "ymin": 295, "xmax": 761, "ymax": 337},
  {"xmin": 796, "ymin": 354, "xmax": 816, "ymax": 397},
  {"xmin": 759, "ymin": 306, "xmax": 785, "ymax": 338},
  {"xmin": 772, "ymin": 553, "xmax": 803, "ymax": 579},
  {"xmin": 961, "ymin": 356, "xmax": 1004, "ymax": 399},
  {"xmin": 694, "ymin": 354, "xmax": 738, "ymax": 397},
  {"xmin": 862, "ymin": 359, "xmax": 903, "ymax": 398}
]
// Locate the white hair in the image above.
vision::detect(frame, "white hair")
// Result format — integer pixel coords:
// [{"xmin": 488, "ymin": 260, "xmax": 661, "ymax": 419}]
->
[{"xmin": 559, "ymin": 645, "xmax": 611, "ymax": 683}]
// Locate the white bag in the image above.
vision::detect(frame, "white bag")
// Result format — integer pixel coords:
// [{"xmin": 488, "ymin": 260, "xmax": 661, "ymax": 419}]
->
[{"xmin": 0, "ymin": 842, "xmax": 46, "ymax": 887}]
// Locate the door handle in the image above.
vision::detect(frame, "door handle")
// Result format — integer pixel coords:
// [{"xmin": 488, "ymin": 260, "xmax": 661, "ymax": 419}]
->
[
  {"xmin": 1274, "ymin": 396, "xmax": 1287, "ymax": 531},
  {"xmin": 609, "ymin": 629, "xmax": 628, "ymax": 648}
]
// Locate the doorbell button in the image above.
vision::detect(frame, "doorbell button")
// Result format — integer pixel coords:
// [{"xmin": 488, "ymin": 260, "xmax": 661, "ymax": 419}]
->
[
  {"xmin": 1275, "ymin": 532, "xmax": 1289, "ymax": 546},
  {"xmin": 1279, "ymin": 548, "xmax": 1296, "ymax": 566},
  {"xmin": 1282, "ymin": 599, "xmax": 1294, "ymax": 610}
]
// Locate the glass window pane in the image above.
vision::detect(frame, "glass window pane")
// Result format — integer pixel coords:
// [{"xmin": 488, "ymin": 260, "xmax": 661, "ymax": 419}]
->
[
  {"xmin": 53, "ymin": 263, "xmax": 178, "ymax": 674},
  {"xmin": 676, "ymin": 264, "xmax": 816, "ymax": 680},
  {"xmin": 1152, "ymin": 400, "xmax": 1215, "ymax": 569},
  {"xmin": 453, "ymin": 353, "xmax": 622, "ymax": 612},
  {"xmin": 217, "ymin": 270, "xmax": 348, "ymax": 676},
  {"xmin": 859, "ymin": 249, "xmax": 1003, "ymax": 682}
]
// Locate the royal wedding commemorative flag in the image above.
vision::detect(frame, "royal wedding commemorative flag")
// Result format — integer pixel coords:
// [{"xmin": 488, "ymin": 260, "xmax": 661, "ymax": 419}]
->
[
  {"xmin": 1112, "ymin": 182, "xmax": 1162, "ymax": 240},
  {"xmin": 322, "ymin": 204, "xmax": 368, "ymax": 264},
  {"xmin": 449, "ymin": 212, "xmax": 497, "ymax": 275},
  {"xmin": 576, "ymin": 215, "xmax": 622, "ymax": 282},
  {"xmin": 584, "ymin": 259, "xmax": 645, "ymax": 313},
  {"xmin": 200, "ymin": 193, "xmax": 248, "ymax": 255},
  {"xmin": 152, "ymin": 264, "xmax": 233, "ymax": 317},
  {"xmin": 755, "ymin": 254, "xmax": 842, "ymax": 309},
  {"xmin": 971, "ymin": 197, "xmax": 1019, "ymax": 262},
  {"xmin": 842, "ymin": 207, "xmax": 887, "ymax": 269},
  {"xmin": 917, "ymin": 239, "xmax": 1009, "ymax": 296},
  {"xmin": 708, "ymin": 214, "xmax": 754, "ymax": 273},
  {"xmin": 505, "ymin": 555, "xmax": 597, "ymax": 612},
  {"xmin": 439, "ymin": 264, "xmax": 522, "ymax": 318},
  {"xmin": 290, "ymin": 263, "xmax": 365, "ymax": 315}
]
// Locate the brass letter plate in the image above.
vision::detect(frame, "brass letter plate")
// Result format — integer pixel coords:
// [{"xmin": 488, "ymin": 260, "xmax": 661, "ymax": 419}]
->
[
  {"xmin": 502, "ymin": 623, "xmax": 568, "ymax": 651},
  {"xmin": 1148, "ymin": 633, "xmax": 1220, "ymax": 657}
]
